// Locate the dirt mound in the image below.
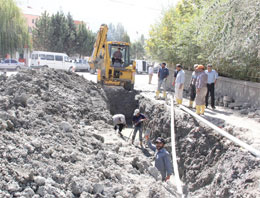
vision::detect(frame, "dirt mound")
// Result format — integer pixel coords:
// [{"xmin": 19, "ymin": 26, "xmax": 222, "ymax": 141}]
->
[
  {"xmin": 138, "ymin": 96, "xmax": 260, "ymax": 197},
  {"xmin": 0, "ymin": 70, "xmax": 176, "ymax": 198}
]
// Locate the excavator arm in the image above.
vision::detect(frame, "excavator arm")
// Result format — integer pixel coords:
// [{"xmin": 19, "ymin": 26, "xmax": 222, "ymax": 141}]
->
[{"xmin": 89, "ymin": 24, "xmax": 108, "ymax": 70}]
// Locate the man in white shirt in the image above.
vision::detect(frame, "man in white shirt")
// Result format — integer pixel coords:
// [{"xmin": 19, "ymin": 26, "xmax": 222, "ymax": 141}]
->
[
  {"xmin": 174, "ymin": 64, "xmax": 185, "ymax": 104},
  {"xmin": 112, "ymin": 114, "xmax": 126, "ymax": 136},
  {"xmin": 148, "ymin": 66, "xmax": 154, "ymax": 84},
  {"xmin": 205, "ymin": 64, "xmax": 218, "ymax": 109}
]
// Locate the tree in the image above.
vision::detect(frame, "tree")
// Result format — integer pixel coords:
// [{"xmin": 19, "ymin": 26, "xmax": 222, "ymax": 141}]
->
[
  {"xmin": 75, "ymin": 23, "xmax": 96, "ymax": 57},
  {"xmin": 107, "ymin": 23, "xmax": 131, "ymax": 42},
  {"xmin": 32, "ymin": 11, "xmax": 51, "ymax": 51},
  {"xmin": 131, "ymin": 34, "xmax": 146, "ymax": 59},
  {"xmin": 33, "ymin": 11, "xmax": 95, "ymax": 57},
  {"xmin": 0, "ymin": 0, "xmax": 30, "ymax": 58},
  {"xmin": 147, "ymin": 0, "xmax": 260, "ymax": 81}
]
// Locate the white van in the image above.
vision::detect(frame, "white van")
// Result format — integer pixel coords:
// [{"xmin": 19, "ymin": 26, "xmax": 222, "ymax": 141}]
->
[
  {"xmin": 30, "ymin": 51, "xmax": 76, "ymax": 72},
  {"xmin": 135, "ymin": 60, "xmax": 148, "ymax": 74}
]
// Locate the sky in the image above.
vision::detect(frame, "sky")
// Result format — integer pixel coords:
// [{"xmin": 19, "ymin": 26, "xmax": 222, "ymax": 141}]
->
[{"xmin": 16, "ymin": 0, "xmax": 178, "ymax": 41}]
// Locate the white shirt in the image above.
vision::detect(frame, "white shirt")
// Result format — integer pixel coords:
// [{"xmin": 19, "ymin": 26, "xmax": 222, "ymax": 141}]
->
[
  {"xmin": 175, "ymin": 69, "xmax": 185, "ymax": 85},
  {"xmin": 148, "ymin": 67, "xmax": 154, "ymax": 75},
  {"xmin": 112, "ymin": 114, "xmax": 126, "ymax": 125},
  {"xmin": 205, "ymin": 69, "xmax": 218, "ymax": 84}
]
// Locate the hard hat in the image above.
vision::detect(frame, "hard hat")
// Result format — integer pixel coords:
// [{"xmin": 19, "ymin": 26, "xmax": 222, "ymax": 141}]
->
[
  {"xmin": 155, "ymin": 137, "xmax": 166, "ymax": 144},
  {"xmin": 194, "ymin": 64, "xmax": 198, "ymax": 68},
  {"xmin": 134, "ymin": 109, "xmax": 140, "ymax": 116},
  {"xmin": 196, "ymin": 65, "xmax": 204, "ymax": 70}
]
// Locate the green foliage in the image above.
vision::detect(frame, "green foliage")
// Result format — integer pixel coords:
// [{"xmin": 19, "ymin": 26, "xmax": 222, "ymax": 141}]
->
[
  {"xmin": 131, "ymin": 34, "xmax": 146, "ymax": 59},
  {"xmin": 33, "ymin": 11, "xmax": 95, "ymax": 57},
  {"xmin": 0, "ymin": 0, "xmax": 30, "ymax": 57},
  {"xmin": 147, "ymin": 0, "xmax": 260, "ymax": 82},
  {"xmin": 75, "ymin": 23, "xmax": 95, "ymax": 57},
  {"xmin": 107, "ymin": 23, "xmax": 130, "ymax": 43}
]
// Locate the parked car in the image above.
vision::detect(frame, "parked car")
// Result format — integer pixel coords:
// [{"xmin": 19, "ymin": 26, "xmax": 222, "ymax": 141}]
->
[
  {"xmin": 0, "ymin": 59, "xmax": 26, "ymax": 70},
  {"xmin": 30, "ymin": 51, "xmax": 76, "ymax": 72},
  {"xmin": 75, "ymin": 59, "xmax": 90, "ymax": 72}
]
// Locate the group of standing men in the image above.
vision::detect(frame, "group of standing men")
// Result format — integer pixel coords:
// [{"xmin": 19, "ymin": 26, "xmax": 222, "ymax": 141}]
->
[
  {"xmin": 155, "ymin": 62, "xmax": 218, "ymax": 115},
  {"xmin": 188, "ymin": 64, "xmax": 218, "ymax": 115}
]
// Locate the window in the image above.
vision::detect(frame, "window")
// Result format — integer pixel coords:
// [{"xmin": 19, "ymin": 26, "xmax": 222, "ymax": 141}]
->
[
  {"xmin": 32, "ymin": 54, "xmax": 38, "ymax": 59},
  {"xmin": 4, "ymin": 60, "xmax": 10, "ymax": 63},
  {"xmin": 11, "ymin": 60, "xmax": 17, "ymax": 63},
  {"xmin": 39, "ymin": 54, "xmax": 46, "ymax": 60},
  {"xmin": 55, "ymin": 55, "xmax": 63, "ymax": 61},
  {"xmin": 64, "ymin": 56, "xmax": 69, "ymax": 62},
  {"xmin": 32, "ymin": 19, "xmax": 34, "ymax": 24},
  {"xmin": 46, "ymin": 55, "xmax": 54, "ymax": 60}
]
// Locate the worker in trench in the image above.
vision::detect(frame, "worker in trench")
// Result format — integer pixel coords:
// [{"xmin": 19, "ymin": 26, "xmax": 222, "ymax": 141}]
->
[
  {"xmin": 195, "ymin": 65, "xmax": 208, "ymax": 115},
  {"xmin": 156, "ymin": 63, "xmax": 169, "ymax": 100},
  {"xmin": 145, "ymin": 136, "xmax": 173, "ymax": 182},
  {"xmin": 132, "ymin": 109, "xmax": 147, "ymax": 147},
  {"xmin": 112, "ymin": 114, "xmax": 126, "ymax": 136},
  {"xmin": 189, "ymin": 64, "xmax": 199, "ymax": 108}
]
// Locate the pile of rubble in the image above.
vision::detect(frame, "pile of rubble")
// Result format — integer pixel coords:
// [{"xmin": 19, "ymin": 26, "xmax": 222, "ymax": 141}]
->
[
  {"xmin": 138, "ymin": 96, "xmax": 260, "ymax": 197},
  {"xmin": 0, "ymin": 70, "xmax": 175, "ymax": 198}
]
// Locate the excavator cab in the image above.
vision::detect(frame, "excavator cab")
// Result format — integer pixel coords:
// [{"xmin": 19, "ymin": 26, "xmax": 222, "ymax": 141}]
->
[
  {"xmin": 89, "ymin": 24, "xmax": 135, "ymax": 91},
  {"xmin": 109, "ymin": 44, "xmax": 130, "ymax": 67}
]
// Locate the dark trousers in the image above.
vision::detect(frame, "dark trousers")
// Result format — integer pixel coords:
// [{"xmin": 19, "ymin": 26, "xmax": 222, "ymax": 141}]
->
[
  {"xmin": 114, "ymin": 124, "xmax": 124, "ymax": 133},
  {"xmin": 190, "ymin": 84, "xmax": 196, "ymax": 101},
  {"xmin": 206, "ymin": 83, "xmax": 215, "ymax": 107}
]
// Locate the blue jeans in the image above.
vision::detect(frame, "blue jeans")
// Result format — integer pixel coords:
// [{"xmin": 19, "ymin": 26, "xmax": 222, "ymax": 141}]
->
[{"xmin": 132, "ymin": 126, "xmax": 143, "ymax": 142}]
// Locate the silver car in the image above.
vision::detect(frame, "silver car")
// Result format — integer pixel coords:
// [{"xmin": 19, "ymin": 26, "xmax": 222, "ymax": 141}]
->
[
  {"xmin": 0, "ymin": 59, "xmax": 26, "ymax": 70},
  {"xmin": 75, "ymin": 59, "xmax": 90, "ymax": 72}
]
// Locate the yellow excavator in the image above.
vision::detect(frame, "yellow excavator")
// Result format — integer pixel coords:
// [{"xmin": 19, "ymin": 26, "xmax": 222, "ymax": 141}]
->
[{"xmin": 88, "ymin": 24, "xmax": 136, "ymax": 90}]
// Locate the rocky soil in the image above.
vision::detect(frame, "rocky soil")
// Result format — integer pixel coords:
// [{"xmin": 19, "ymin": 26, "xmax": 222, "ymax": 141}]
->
[
  {"xmin": 0, "ymin": 70, "xmax": 176, "ymax": 198},
  {"xmin": 138, "ymin": 96, "xmax": 260, "ymax": 197}
]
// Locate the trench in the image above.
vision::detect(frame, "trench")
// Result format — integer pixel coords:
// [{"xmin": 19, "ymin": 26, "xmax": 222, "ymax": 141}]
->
[{"xmin": 104, "ymin": 87, "xmax": 260, "ymax": 198}]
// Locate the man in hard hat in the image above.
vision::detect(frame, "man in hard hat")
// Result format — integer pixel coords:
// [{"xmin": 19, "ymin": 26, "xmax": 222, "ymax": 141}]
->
[
  {"xmin": 156, "ymin": 63, "xmax": 169, "ymax": 99},
  {"xmin": 189, "ymin": 64, "xmax": 199, "ymax": 108},
  {"xmin": 145, "ymin": 136, "xmax": 173, "ymax": 181},
  {"xmin": 112, "ymin": 114, "xmax": 126, "ymax": 136},
  {"xmin": 195, "ymin": 65, "xmax": 208, "ymax": 115},
  {"xmin": 132, "ymin": 109, "xmax": 146, "ymax": 147},
  {"xmin": 174, "ymin": 64, "xmax": 185, "ymax": 104}
]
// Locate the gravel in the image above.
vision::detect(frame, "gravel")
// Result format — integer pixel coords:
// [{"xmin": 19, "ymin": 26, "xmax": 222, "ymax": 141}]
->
[{"xmin": 0, "ymin": 70, "xmax": 175, "ymax": 198}]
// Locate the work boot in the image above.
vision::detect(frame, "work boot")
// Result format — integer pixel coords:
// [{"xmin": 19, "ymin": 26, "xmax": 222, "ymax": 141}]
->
[
  {"xmin": 140, "ymin": 141, "xmax": 143, "ymax": 147},
  {"xmin": 189, "ymin": 100, "xmax": 193, "ymax": 108},
  {"xmin": 196, "ymin": 105, "xmax": 201, "ymax": 115},
  {"xmin": 131, "ymin": 139, "xmax": 134, "ymax": 145},
  {"xmin": 201, "ymin": 105, "xmax": 205, "ymax": 115},
  {"xmin": 163, "ymin": 91, "xmax": 167, "ymax": 100},
  {"xmin": 155, "ymin": 91, "xmax": 160, "ymax": 99},
  {"xmin": 179, "ymin": 99, "xmax": 183, "ymax": 105}
]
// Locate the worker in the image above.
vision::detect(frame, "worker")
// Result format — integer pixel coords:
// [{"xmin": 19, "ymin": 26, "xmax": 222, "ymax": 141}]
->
[
  {"xmin": 112, "ymin": 114, "xmax": 126, "ymax": 136},
  {"xmin": 205, "ymin": 64, "xmax": 218, "ymax": 109},
  {"xmin": 112, "ymin": 48, "xmax": 122, "ymax": 65},
  {"xmin": 132, "ymin": 109, "xmax": 146, "ymax": 147},
  {"xmin": 189, "ymin": 64, "xmax": 199, "ymax": 108},
  {"xmin": 174, "ymin": 64, "xmax": 185, "ymax": 104},
  {"xmin": 145, "ymin": 136, "xmax": 173, "ymax": 181},
  {"xmin": 195, "ymin": 65, "xmax": 208, "ymax": 115},
  {"xmin": 148, "ymin": 66, "xmax": 154, "ymax": 84},
  {"xmin": 156, "ymin": 63, "xmax": 169, "ymax": 100}
]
